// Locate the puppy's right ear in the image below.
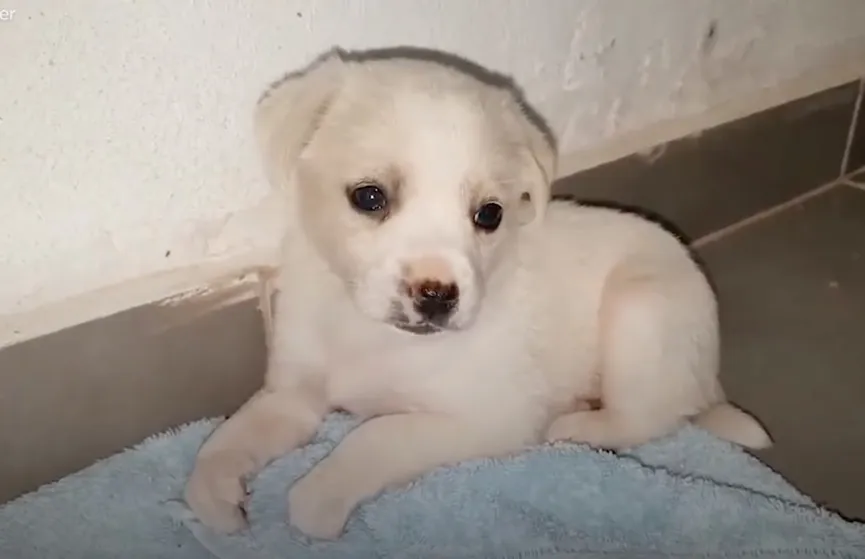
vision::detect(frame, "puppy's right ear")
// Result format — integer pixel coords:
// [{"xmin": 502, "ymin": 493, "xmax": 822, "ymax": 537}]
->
[{"xmin": 255, "ymin": 50, "xmax": 346, "ymax": 189}]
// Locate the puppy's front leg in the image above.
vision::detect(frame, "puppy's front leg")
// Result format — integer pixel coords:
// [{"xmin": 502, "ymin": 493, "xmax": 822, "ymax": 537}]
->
[
  {"xmin": 185, "ymin": 381, "xmax": 325, "ymax": 533},
  {"xmin": 287, "ymin": 413, "xmax": 527, "ymax": 540}
]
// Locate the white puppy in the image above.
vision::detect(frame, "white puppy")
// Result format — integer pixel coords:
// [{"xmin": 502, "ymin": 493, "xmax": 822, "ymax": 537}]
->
[{"xmin": 184, "ymin": 49, "xmax": 771, "ymax": 540}]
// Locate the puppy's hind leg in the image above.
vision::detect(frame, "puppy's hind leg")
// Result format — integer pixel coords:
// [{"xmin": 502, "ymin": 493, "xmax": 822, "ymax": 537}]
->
[{"xmin": 547, "ymin": 263, "xmax": 717, "ymax": 450}]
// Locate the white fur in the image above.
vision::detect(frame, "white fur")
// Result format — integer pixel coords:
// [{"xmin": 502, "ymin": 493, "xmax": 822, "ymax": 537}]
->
[{"xmin": 184, "ymin": 50, "xmax": 771, "ymax": 540}]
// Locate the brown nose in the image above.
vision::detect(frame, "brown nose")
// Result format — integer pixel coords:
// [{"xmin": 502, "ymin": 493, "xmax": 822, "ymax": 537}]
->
[{"xmin": 412, "ymin": 280, "xmax": 459, "ymax": 324}]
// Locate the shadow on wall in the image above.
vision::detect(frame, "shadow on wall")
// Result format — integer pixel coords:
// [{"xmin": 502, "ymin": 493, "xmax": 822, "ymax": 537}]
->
[{"xmin": 257, "ymin": 45, "xmax": 558, "ymax": 154}]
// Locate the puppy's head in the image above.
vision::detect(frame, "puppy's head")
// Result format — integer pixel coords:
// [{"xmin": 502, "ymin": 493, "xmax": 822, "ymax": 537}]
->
[{"xmin": 257, "ymin": 49, "xmax": 556, "ymax": 334}]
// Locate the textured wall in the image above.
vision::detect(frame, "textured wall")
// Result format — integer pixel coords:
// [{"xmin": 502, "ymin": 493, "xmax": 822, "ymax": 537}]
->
[{"xmin": 2, "ymin": 0, "xmax": 865, "ymax": 345}]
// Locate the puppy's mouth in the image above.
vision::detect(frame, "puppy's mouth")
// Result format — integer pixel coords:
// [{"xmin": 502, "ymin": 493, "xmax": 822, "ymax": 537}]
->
[
  {"xmin": 388, "ymin": 301, "xmax": 452, "ymax": 335},
  {"xmin": 392, "ymin": 322, "xmax": 444, "ymax": 335}
]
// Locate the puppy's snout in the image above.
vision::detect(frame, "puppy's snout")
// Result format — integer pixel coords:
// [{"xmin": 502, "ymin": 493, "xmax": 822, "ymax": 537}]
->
[{"xmin": 413, "ymin": 280, "xmax": 459, "ymax": 324}]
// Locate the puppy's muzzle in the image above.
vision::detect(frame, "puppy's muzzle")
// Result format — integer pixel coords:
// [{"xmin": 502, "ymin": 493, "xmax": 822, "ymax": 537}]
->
[{"xmin": 392, "ymin": 254, "xmax": 468, "ymax": 334}]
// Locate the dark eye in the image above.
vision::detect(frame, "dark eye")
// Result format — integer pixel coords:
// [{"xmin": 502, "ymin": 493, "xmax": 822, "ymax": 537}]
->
[
  {"xmin": 348, "ymin": 183, "xmax": 388, "ymax": 213},
  {"xmin": 473, "ymin": 201, "xmax": 503, "ymax": 232}
]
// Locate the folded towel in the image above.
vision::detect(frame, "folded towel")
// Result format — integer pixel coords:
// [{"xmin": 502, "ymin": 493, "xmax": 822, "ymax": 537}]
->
[{"xmin": 1, "ymin": 413, "xmax": 863, "ymax": 559}]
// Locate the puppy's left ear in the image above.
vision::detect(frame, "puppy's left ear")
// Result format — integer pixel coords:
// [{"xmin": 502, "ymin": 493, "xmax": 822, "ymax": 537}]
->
[
  {"xmin": 509, "ymin": 100, "xmax": 557, "ymax": 226},
  {"xmin": 255, "ymin": 49, "xmax": 347, "ymax": 189}
]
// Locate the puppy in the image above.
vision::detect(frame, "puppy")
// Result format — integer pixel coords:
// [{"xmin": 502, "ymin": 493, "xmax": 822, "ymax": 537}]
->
[{"xmin": 184, "ymin": 49, "xmax": 771, "ymax": 540}]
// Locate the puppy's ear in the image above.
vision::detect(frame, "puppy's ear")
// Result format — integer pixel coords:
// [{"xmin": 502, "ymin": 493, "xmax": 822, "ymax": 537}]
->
[
  {"xmin": 255, "ymin": 50, "xmax": 346, "ymax": 189},
  {"xmin": 510, "ymin": 101, "xmax": 557, "ymax": 225}
]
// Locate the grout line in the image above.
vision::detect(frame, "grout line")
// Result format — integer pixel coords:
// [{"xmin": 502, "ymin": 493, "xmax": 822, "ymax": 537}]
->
[
  {"xmin": 841, "ymin": 162, "xmax": 865, "ymax": 185},
  {"xmin": 840, "ymin": 178, "xmax": 865, "ymax": 192},
  {"xmin": 691, "ymin": 181, "xmax": 841, "ymax": 248},
  {"xmin": 839, "ymin": 78, "xmax": 864, "ymax": 177}
]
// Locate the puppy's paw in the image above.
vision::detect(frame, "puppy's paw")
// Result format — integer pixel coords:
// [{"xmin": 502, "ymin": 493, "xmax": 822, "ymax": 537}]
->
[
  {"xmin": 287, "ymin": 466, "xmax": 355, "ymax": 540},
  {"xmin": 546, "ymin": 409, "xmax": 651, "ymax": 450},
  {"xmin": 184, "ymin": 454, "xmax": 250, "ymax": 534}
]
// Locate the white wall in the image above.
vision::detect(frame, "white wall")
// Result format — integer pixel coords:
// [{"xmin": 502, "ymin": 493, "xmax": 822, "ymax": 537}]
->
[{"xmin": 2, "ymin": 0, "xmax": 865, "ymax": 346}]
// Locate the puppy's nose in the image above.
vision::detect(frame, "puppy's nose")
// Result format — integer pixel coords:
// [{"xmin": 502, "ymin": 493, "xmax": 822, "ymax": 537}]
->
[{"xmin": 413, "ymin": 281, "xmax": 459, "ymax": 324}]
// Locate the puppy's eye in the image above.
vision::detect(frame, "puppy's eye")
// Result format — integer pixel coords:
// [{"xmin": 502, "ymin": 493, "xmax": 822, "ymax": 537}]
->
[
  {"xmin": 473, "ymin": 201, "xmax": 504, "ymax": 232},
  {"xmin": 349, "ymin": 183, "xmax": 388, "ymax": 213}
]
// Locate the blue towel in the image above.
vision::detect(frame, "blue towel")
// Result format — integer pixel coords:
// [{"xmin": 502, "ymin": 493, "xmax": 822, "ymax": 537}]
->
[{"xmin": 1, "ymin": 413, "xmax": 863, "ymax": 558}]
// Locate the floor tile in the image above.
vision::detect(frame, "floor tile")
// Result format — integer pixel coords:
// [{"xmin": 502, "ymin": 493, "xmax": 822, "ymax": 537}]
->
[
  {"xmin": 553, "ymin": 82, "xmax": 859, "ymax": 241},
  {"xmin": 698, "ymin": 185, "xmax": 865, "ymax": 520}
]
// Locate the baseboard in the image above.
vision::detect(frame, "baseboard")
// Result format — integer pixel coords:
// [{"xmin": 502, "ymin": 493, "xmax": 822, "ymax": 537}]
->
[{"xmin": 0, "ymin": 291, "xmax": 267, "ymax": 504}]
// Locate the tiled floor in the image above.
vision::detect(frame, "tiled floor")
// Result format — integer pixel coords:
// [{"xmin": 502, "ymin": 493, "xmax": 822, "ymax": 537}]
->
[{"xmin": 698, "ymin": 180, "xmax": 865, "ymax": 521}]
